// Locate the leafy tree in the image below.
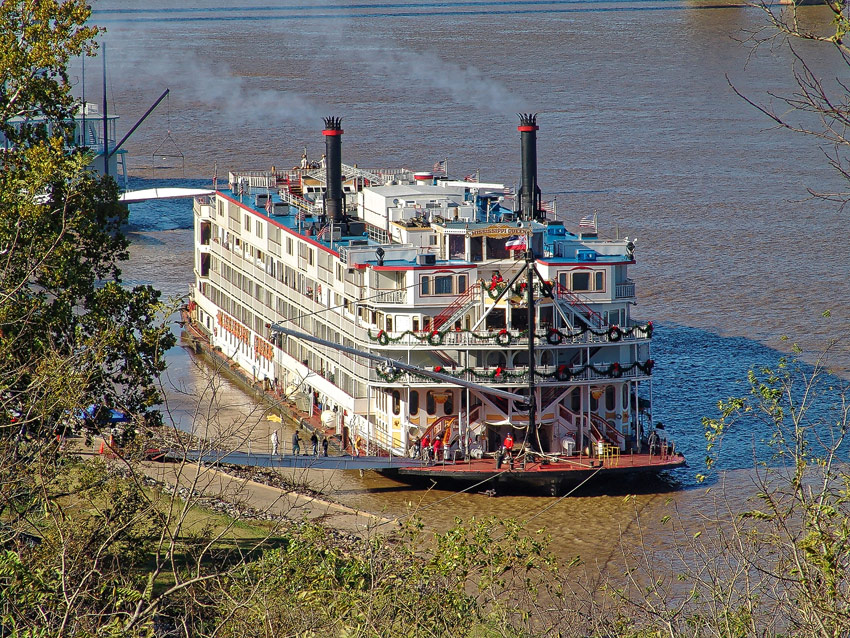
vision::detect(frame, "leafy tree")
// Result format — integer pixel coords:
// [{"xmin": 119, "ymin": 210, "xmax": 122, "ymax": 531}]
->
[{"xmin": 0, "ymin": 0, "xmax": 175, "ymax": 436}]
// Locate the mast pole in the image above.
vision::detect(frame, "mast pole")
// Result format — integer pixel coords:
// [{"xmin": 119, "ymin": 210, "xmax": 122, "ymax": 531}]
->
[
  {"xmin": 525, "ymin": 233, "xmax": 536, "ymax": 467},
  {"xmin": 102, "ymin": 43, "xmax": 108, "ymax": 178}
]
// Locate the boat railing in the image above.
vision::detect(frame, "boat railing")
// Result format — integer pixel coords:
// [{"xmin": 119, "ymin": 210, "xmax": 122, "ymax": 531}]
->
[
  {"xmin": 371, "ymin": 289, "xmax": 407, "ymax": 304},
  {"xmin": 367, "ymin": 362, "xmax": 652, "ymax": 385},
  {"xmin": 615, "ymin": 279, "xmax": 636, "ymax": 299}
]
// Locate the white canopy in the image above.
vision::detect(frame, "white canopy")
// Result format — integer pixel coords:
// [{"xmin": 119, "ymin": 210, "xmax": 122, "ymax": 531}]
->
[{"xmin": 119, "ymin": 188, "xmax": 214, "ymax": 203}]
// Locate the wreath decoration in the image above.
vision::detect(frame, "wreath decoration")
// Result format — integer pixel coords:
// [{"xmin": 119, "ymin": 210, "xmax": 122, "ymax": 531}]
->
[
  {"xmin": 495, "ymin": 329, "xmax": 512, "ymax": 346},
  {"xmin": 607, "ymin": 325, "xmax": 622, "ymax": 342},
  {"xmin": 428, "ymin": 330, "xmax": 444, "ymax": 346},
  {"xmin": 377, "ymin": 329, "xmax": 389, "ymax": 346},
  {"xmin": 547, "ymin": 329, "xmax": 562, "ymax": 345}
]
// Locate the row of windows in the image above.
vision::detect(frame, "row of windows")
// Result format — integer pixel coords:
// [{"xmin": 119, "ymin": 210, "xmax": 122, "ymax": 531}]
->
[
  {"xmin": 558, "ymin": 270, "xmax": 604, "ymax": 293},
  {"xmin": 389, "ymin": 389, "xmax": 454, "ymax": 417},
  {"xmin": 420, "ymin": 273, "xmax": 468, "ymax": 296}
]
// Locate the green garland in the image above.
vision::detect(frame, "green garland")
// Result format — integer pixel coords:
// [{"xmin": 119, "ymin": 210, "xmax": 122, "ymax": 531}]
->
[
  {"xmin": 367, "ymin": 321, "xmax": 653, "ymax": 347},
  {"xmin": 375, "ymin": 359, "xmax": 655, "ymax": 383}
]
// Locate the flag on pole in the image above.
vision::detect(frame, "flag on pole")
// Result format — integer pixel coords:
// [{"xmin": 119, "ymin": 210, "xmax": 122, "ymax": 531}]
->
[
  {"xmin": 579, "ymin": 213, "xmax": 597, "ymax": 230},
  {"xmin": 541, "ymin": 199, "xmax": 556, "ymax": 214},
  {"xmin": 212, "ymin": 162, "xmax": 218, "ymax": 190},
  {"xmin": 464, "ymin": 173, "xmax": 476, "ymax": 182},
  {"xmin": 238, "ymin": 179, "xmax": 245, "ymax": 196},
  {"xmin": 505, "ymin": 235, "xmax": 527, "ymax": 250},
  {"xmin": 433, "ymin": 159, "xmax": 447, "ymax": 175},
  {"xmin": 265, "ymin": 195, "xmax": 273, "ymax": 215},
  {"xmin": 295, "ymin": 210, "xmax": 307, "ymax": 221}
]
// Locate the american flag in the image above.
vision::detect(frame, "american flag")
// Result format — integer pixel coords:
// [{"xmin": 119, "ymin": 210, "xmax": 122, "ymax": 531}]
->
[
  {"xmin": 295, "ymin": 210, "xmax": 307, "ymax": 221},
  {"xmin": 464, "ymin": 171, "xmax": 478, "ymax": 182},
  {"xmin": 317, "ymin": 224, "xmax": 330, "ymax": 239},
  {"xmin": 505, "ymin": 235, "xmax": 527, "ymax": 250},
  {"xmin": 579, "ymin": 213, "xmax": 597, "ymax": 229},
  {"xmin": 212, "ymin": 162, "xmax": 218, "ymax": 190},
  {"xmin": 433, "ymin": 159, "xmax": 446, "ymax": 175},
  {"xmin": 238, "ymin": 180, "xmax": 245, "ymax": 196},
  {"xmin": 540, "ymin": 199, "xmax": 556, "ymax": 214},
  {"xmin": 265, "ymin": 195, "xmax": 273, "ymax": 215}
]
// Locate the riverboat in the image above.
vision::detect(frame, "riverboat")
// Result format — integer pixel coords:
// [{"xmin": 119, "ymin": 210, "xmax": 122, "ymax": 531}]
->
[{"xmin": 187, "ymin": 115, "xmax": 685, "ymax": 495}]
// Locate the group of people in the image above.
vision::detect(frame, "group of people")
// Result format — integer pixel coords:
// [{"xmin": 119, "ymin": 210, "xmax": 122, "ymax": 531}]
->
[
  {"xmin": 412, "ymin": 434, "xmax": 453, "ymax": 464},
  {"xmin": 270, "ymin": 428, "xmax": 328, "ymax": 456}
]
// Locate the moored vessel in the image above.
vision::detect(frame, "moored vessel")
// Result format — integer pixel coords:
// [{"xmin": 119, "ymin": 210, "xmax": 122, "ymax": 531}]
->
[{"xmin": 187, "ymin": 114, "xmax": 685, "ymax": 495}]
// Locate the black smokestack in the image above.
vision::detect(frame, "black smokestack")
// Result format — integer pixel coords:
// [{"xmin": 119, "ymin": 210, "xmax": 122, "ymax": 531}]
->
[
  {"xmin": 518, "ymin": 113, "xmax": 541, "ymax": 222},
  {"xmin": 323, "ymin": 116, "xmax": 344, "ymax": 223}
]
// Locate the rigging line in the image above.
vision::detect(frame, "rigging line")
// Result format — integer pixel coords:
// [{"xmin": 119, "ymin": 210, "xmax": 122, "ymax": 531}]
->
[
  {"xmin": 373, "ymin": 468, "xmax": 513, "ymax": 529},
  {"xmin": 522, "ymin": 464, "xmax": 606, "ymax": 526},
  {"xmin": 269, "ymin": 255, "xmax": 509, "ymax": 328}
]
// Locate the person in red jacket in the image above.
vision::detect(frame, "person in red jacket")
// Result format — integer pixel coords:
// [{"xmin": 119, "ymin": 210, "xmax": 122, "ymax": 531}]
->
[
  {"xmin": 503, "ymin": 432, "xmax": 514, "ymax": 467},
  {"xmin": 432, "ymin": 436, "xmax": 442, "ymax": 464}
]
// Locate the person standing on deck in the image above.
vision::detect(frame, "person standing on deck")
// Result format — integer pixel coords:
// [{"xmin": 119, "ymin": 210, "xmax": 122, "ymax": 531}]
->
[
  {"xmin": 503, "ymin": 432, "xmax": 514, "ymax": 468},
  {"xmin": 292, "ymin": 431, "xmax": 301, "ymax": 455},
  {"xmin": 432, "ymin": 437, "xmax": 442, "ymax": 465},
  {"xmin": 270, "ymin": 429, "xmax": 279, "ymax": 456}
]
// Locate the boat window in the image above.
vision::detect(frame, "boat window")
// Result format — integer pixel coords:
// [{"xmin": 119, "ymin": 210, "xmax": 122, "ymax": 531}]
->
[
  {"xmin": 435, "ymin": 276, "xmax": 453, "ymax": 295},
  {"xmin": 287, "ymin": 237, "xmax": 293, "ymax": 255},
  {"xmin": 426, "ymin": 391, "xmax": 436, "ymax": 416},
  {"xmin": 392, "ymin": 390, "xmax": 401, "ymax": 416},
  {"xmin": 572, "ymin": 272, "xmax": 591, "ymax": 291},
  {"xmin": 421, "ymin": 276, "xmax": 430, "ymax": 295},
  {"xmin": 590, "ymin": 392, "xmax": 599, "ymax": 412},
  {"xmin": 410, "ymin": 390, "xmax": 420, "ymax": 416},
  {"xmin": 244, "ymin": 215, "xmax": 251, "ymax": 233},
  {"xmin": 595, "ymin": 271, "xmax": 604, "ymax": 291},
  {"xmin": 458, "ymin": 274, "xmax": 467, "ymax": 293},
  {"xmin": 622, "ymin": 383, "xmax": 629, "ymax": 410},
  {"xmin": 605, "ymin": 386, "xmax": 615, "ymax": 411},
  {"xmin": 412, "ymin": 317, "xmax": 420, "ymax": 332},
  {"xmin": 256, "ymin": 223, "xmax": 263, "ymax": 239},
  {"xmin": 444, "ymin": 394, "xmax": 454, "ymax": 415}
]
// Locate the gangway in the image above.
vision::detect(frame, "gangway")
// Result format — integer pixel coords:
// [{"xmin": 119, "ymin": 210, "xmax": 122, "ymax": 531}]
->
[{"xmin": 169, "ymin": 449, "xmax": 426, "ymax": 470}]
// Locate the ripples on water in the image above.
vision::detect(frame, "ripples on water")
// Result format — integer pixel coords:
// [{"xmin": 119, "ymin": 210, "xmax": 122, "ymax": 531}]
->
[{"xmin": 111, "ymin": 0, "xmax": 850, "ymax": 561}]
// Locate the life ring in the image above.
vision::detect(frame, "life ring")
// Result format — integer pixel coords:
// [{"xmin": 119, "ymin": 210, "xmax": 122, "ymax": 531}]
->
[
  {"xmin": 495, "ymin": 330, "xmax": 512, "ymax": 346},
  {"xmin": 428, "ymin": 331, "xmax": 444, "ymax": 346},
  {"xmin": 547, "ymin": 329, "xmax": 562, "ymax": 345},
  {"xmin": 607, "ymin": 325, "xmax": 622, "ymax": 342}
]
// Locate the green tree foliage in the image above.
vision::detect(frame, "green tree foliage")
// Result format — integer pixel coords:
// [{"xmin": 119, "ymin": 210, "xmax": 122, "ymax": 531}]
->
[{"xmin": 0, "ymin": 0, "xmax": 175, "ymax": 435}]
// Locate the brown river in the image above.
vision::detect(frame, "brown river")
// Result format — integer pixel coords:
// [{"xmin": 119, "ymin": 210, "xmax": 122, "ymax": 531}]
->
[{"xmin": 85, "ymin": 0, "xmax": 848, "ymax": 565}]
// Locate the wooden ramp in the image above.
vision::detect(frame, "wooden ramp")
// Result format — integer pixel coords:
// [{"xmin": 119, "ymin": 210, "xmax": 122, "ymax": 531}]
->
[{"xmin": 169, "ymin": 450, "xmax": 425, "ymax": 470}]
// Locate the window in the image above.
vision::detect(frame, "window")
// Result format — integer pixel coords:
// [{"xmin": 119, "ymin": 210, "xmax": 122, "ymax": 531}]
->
[
  {"xmin": 458, "ymin": 274, "xmax": 467, "ymax": 293},
  {"xmin": 605, "ymin": 386, "xmax": 615, "ymax": 411},
  {"xmin": 392, "ymin": 390, "xmax": 401, "ymax": 416},
  {"xmin": 426, "ymin": 391, "xmax": 436, "ymax": 416},
  {"xmin": 444, "ymin": 394, "xmax": 454, "ymax": 415},
  {"xmin": 287, "ymin": 237, "xmax": 293, "ymax": 255},
  {"xmin": 435, "ymin": 275, "xmax": 452, "ymax": 294},
  {"xmin": 572, "ymin": 272, "xmax": 591, "ymax": 291},
  {"xmin": 409, "ymin": 390, "xmax": 420, "ymax": 415},
  {"xmin": 244, "ymin": 215, "xmax": 251, "ymax": 233},
  {"xmin": 595, "ymin": 271, "xmax": 604, "ymax": 291},
  {"xmin": 421, "ymin": 276, "xmax": 430, "ymax": 295}
]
